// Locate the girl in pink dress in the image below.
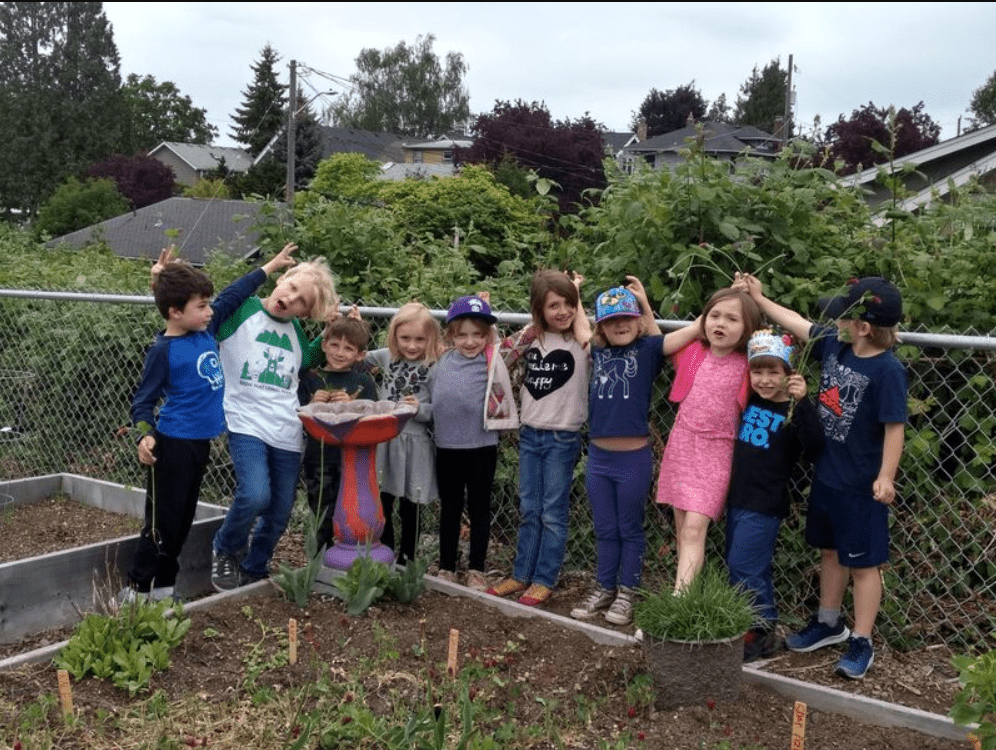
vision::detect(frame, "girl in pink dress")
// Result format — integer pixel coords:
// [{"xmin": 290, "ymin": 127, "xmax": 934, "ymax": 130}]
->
[{"xmin": 656, "ymin": 288, "xmax": 762, "ymax": 590}]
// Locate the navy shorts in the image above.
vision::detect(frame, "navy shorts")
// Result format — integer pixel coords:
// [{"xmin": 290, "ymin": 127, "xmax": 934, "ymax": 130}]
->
[{"xmin": 805, "ymin": 478, "xmax": 890, "ymax": 567}]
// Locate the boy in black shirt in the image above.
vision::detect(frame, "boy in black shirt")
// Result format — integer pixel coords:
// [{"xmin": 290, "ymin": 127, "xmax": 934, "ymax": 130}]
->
[
  {"xmin": 298, "ymin": 316, "xmax": 378, "ymax": 550},
  {"xmin": 725, "ymin": 329, "xmax": 824, "ymax": 661}
]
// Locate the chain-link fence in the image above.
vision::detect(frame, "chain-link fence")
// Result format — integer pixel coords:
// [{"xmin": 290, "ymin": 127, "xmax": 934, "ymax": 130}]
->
[{"xmin": 2, "ymin": 289, "xmax": 995, "ymax": 651}]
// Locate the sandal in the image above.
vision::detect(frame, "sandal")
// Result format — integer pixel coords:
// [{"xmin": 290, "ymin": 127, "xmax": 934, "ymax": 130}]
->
[
  {"xmin": 518, "ymin": 583, "xmax": 552, "ymax": 607},
  {"xmin": 487, "ymin": 577, "xmax": 528, "ymax": 598}
]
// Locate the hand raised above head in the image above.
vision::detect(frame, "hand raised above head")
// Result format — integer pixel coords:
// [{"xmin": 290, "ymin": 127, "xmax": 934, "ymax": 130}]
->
[{"xmin": 150, "ymin": 245, "xmax": 177, "ymax": 289}]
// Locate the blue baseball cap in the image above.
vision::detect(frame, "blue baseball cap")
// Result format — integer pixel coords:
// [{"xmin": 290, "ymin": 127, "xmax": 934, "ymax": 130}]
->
[
  {"xmin": 446, "ymin": 295, "xmax": 497, "ymax": 325},
  {"xmin": 595, "ymin": 287, "xmax": 641, "ymax": 322}
]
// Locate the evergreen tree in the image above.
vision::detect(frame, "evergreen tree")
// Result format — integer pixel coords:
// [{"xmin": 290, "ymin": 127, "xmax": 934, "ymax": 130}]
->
[
  {"xmin": 272, "ymin": 90, "xmax": 324, "ymax": 190},
  {"xmin": 230, "ymin": 44, "xmax": 287, "ymax": 157},
  {"xmin": 733, "ymin": 59, "xmax": 788, "ymax": 131},
  {"xmin": 630, "ymin": 83, "xmax": 707, "ymax": 138},
  {"xmin": 968, "ymin": 69, "xmax": 996, "ymax": 130},
  {"xmin": 0, "ymin": 1, "xmax": 125, "ymax": 215}
]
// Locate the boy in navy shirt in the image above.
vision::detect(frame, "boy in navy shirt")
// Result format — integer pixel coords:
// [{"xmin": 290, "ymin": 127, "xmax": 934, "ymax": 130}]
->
[
  {"xmin": 738, "ymin": 274, "xmax": 906, "ymax": 679},
  {"xmin": 123, "ymin": 245, "xmax": 297, "ymax": 603}
]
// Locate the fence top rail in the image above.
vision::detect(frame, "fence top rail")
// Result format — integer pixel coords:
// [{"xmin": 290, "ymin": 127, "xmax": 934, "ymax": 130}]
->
[{"xmin": 3, "ymin": 290, "xmax": 995, "ymax": 351}]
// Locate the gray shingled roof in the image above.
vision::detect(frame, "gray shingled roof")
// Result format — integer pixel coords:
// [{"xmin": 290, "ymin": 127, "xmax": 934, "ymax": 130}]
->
[
  {"xmin": 48, "ymin": 197, "xmax": 289, "ymax": 265},
  {"xmin": 626, "ymin": 121, "xmax": 778, "ymax": 156},
  {"xmin": 149, "ymin": 142, "xmax": 254, "ymax": 173}
]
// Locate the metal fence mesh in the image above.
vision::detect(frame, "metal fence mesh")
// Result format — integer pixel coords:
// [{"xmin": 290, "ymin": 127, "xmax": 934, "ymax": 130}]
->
[{"xmin": 2, "ymin": 290, "xmax": 995, "ymax": 651}]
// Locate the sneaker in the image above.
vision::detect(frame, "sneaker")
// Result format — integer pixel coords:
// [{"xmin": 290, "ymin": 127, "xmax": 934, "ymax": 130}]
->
[
  {"xmin": 212, "ymin": 551, "xmax": 242, "ymax": 592},
  {"xmin": 518, "ymin": 583, "xmax": 552, "ymax": 606},
  {"xmin": 570, "ymin": 585, "xmax": 616, "ymax": 620},
  {"xmin": 465, "ymin": 569, "xmax": 489, "ymax": 592},
  {"xmin": 436, "ymin": 569, "xmax": 458, "ymax": 583},
  {"xmin": 835, "ymin": 636, "xmax": 875, "ymax": 680},
  {"xmin": 487, "ymin": 578, "xmax": 528, "ymax": 598},
  {"xmin": 785, "ymin": 615, "xmax": 850, "ymax": 652},
  {"xmin": 743, "ymin": 626, "xmax": 783, "ymax": 663},
  {"xmin": 605, "ymin": 586, "xmax": 635, "ymax": 625},
  {"xmin": 149, "ymin": 586, "xmax": 176, "ymax": 602}
]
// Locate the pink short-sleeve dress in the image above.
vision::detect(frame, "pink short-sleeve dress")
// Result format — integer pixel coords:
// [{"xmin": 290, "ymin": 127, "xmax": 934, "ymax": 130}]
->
[{"xmin": 656, "ymin": 348, "xmax": 748, "ymax": 521}]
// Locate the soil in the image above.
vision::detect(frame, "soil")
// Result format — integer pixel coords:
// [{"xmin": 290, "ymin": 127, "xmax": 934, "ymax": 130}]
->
[{"xmin": 0, "ymin": 498, "xmax": 971, "ymax": 749}]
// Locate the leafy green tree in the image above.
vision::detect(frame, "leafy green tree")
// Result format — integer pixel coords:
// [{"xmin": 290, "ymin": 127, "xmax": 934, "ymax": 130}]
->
[
  {"xmin": 733, "ymin": 59, "xmax": 788, "ymax": 130},
  {"xmin": 35, "ymin": 177, "xmax": 128, "ymax": 237},
  {"xmin": 0, "ymin": 1, "xmax": 125, "ymax": 215},
  {"xmin": 230, "ymin": 44, "xmax": 287, "ymax": 157},
  {"xmin": 303, "ymin": 152, "xmax": 383, "ymax": 205},
  {"xmin": 182, "ymin": 177, "xmax": 230, "ymax": 199},
  {"xmin": 330, "ymin": 34, "xmax": 469, "ymax": 137},
  {"xmin": 968, "ymin": 69, "xmax": 996, "ymax": 129},
  {"xmin": 120, "ymin": 73, "xmax": 217, "ymax": 152},
  {"xmin": 705, "ymin": 93, "xmax": 732, "ymax": 124},
  {"xmin": 630, "ymin": 83, "xmax": 707, "ymax": 138}
]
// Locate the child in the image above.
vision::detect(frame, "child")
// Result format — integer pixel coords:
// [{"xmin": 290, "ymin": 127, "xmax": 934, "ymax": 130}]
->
[
  {"xmin": 365, "ymin": 302, "xmax": 442, "ymax": 565},
  {"xmin": 431, "ymin": 295, "xmax": 517, "ymax": 590},
  {"xmin": 656, "ymin": 287, "xmax": 762, "ymax": 591},
  {"xmin": 124, "ymin": 245, "xmax": 298, "ymax": 603},
  {"xmin": 298, "ymin": 315, "xmax": 378, "ymax": 552},
  {"xmin": 725, "ymin": 329, "xmax": 824, "ymax": 662},
  {"xmin": 740, "ymin": 273, "xmax": 906, "ymax": 679},
  {"xmin": 208, "ymin": 247, "xmax": 338, "ymax": 591},
  {"xmin": 488, "ymin": 270, "xmax": 591, "ymax": 607},
  {"xmin": 570, "ymin": 277, "xmax": 700, "ymax": 625}
]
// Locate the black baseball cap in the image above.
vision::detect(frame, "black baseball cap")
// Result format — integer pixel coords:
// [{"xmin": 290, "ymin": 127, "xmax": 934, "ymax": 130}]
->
[{"xmin": 818, "ymin": 277, "xmax": 902, "ymax": 327}]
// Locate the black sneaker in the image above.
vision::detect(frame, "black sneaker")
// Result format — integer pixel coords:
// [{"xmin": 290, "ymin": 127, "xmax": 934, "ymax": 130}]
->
[
  {"xmin": 743, "ymin": 626, "xmax": 783, "ymax": 663},
  {"xmin": 212, "ymin": 551, "xmax": 242, "ymax": 592}
]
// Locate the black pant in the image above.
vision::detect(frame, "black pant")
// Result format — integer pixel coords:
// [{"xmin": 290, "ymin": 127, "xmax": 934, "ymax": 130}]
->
[
  {"xmin": 128, "ymin": 433, "xmax": 210, "ymax": 591},
  {"xmin": 381, "ymin": 493, "xmax": 422, "ymax": 563},
  {"xmin": 302, "ymin": 441, "xmax": 341, "ymax": 551},
  {"xmin": 436, "ymin": 445, "xmax": 498, "ymax": 572}
]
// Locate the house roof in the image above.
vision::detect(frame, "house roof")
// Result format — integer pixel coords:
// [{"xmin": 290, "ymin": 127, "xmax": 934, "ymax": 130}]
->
[
  {"xmin": 625, "ymin": 121, "xmax": 779, "ymax": 157},
  {"xmin": 48, "ymin": 197, "xmax": 289, "ymax": 265},
  {"xmin": 602, "ymin": 131, "xmax": 638, "ymax": 153},
  {"xmin": 840, "ymin": 122, "xmax": 996, "ymax": 219},
  {"xmin": 149, "ymin": 142, "xmax": 253, "ymax": 173},
  {"xmin": 401, "ymin": 136, "xmax": 474, "ymax": 150}
]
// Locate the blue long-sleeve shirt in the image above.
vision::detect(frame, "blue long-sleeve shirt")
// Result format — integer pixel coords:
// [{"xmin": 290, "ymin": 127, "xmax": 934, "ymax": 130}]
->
[{"xmin": 130, "ymin": 269, "xmax": 266, "ymax": 441}]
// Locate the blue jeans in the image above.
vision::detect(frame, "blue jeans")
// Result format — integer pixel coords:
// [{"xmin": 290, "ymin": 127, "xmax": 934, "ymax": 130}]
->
[
  {"xmin": 512, "ymin": 426, "xmax": 582, "ymax": 588},
  {"xmin": 214, "ymin": 432, "xmax": 302, "ymax": 579},
  {"xmin": 725, "ymin": 506, "xmax": 782, "ymax": 623}
]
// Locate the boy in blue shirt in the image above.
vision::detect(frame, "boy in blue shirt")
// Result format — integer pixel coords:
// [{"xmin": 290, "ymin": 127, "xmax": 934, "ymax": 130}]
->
[
  {"xmin": 737, "ymin": 274, "xmax": 906, "ymax": 679},
  {"xmin": 122, "ymin": 245, "xmax": 297, "ymax": 603}
]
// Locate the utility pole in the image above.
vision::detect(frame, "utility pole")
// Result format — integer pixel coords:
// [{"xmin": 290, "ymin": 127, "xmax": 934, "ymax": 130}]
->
[
  {"xmin": 783, "ymin": 53, "xmax": 794, "ymax": 145},
  {"xmin": 285, "ymin": 59, "xmax": 297, "ymax": 204}
]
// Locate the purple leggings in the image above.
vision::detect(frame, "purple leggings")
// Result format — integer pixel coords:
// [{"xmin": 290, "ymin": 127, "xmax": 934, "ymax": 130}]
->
[{"xmin": 585, "ymin": 443, "xmax": 652, "ymax": 589}]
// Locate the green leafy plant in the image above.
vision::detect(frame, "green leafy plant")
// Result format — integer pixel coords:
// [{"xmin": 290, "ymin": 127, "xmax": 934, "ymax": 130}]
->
[
  {"xmin": 634, "ymin": 563, "xmax": 757, "ymax": 642},
  {"xmin": 333, "ymin": 555, "xmax": 394, "ymax": 615},
  {"xmin": 950, "ymin": 650, "xmax": 996, "ymax": 748},
  {"xmin": 386, "ymin": 555, "xmax": 429, "ymax": 603},
  {"xmin": 273, "ymin": 502, "xmax": 326, "ymax": 608},
  {"xmin": 54, "ymin": 600, "xmax": 191, "ymax": 696}
]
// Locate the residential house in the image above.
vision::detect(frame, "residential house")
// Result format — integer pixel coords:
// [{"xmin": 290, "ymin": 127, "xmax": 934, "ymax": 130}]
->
[
  {"xmin": 623, "ymin": 120, "xmax": 780, "ymax": 171},
  {"xmin": 256, "ymin": 126, "xmax": 406, "ymax": 166},
  {"xmin": 148, "ymin": 143, "xmax": 253, "ymax": 187},
  {"xmin": 841, "ymin": 122, "xmax": 996, "ymax": 219},
  {"xmin": 48, "ymin": 197, "xmax": 289, "ymax": 266},
  {"xmin": 602, "ymin": 130, "xmax": 640, "ymax": 172}
]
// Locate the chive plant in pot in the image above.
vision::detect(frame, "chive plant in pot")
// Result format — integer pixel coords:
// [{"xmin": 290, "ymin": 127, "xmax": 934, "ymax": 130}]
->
[{"xmin": 634, "ymin": 563, "xmax": 757, "ymax": 709}]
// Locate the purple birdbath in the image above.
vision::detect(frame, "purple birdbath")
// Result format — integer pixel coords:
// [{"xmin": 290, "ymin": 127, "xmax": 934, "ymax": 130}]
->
[{"xmin": 298, "ymin": 400, "xmax": 416, "ymax": 570}]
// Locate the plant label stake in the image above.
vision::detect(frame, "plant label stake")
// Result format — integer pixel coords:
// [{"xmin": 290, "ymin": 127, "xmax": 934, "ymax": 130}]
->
[
  {"xmin": 447, "ymin": 628, "xmax": 460, "ymax": 678},
  {"xmin": 288, "ymin": 618, "xmax": 298, "ymax": 665},
  {"xmin": 57, "ymin": 669, "xmax": 73, "ymax": 717},
  {"xmin": 791, "ymin": 700, "xmax": 807, "ymax": 749},
  {"xmin": 419, "ymin": 618, "xmax": 427, "ymax": 654}
]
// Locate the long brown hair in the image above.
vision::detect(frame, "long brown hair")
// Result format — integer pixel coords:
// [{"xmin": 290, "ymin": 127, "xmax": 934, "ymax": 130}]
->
[
  {"xmin": 529, "ymin": 270, "xmax": 580, "ymax": 331},
  {"xmin": 698, "ymin": 288, "xmax": 762, "ymax": 352}
]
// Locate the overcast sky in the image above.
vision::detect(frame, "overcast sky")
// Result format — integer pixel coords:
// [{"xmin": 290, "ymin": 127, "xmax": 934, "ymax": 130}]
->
[{"xmin": 104, "ymin": 2, "xmax": 995, "ymax": 146}]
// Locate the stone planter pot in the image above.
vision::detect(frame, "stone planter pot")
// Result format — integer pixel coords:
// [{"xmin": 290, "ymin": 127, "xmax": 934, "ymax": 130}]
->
[{"xmin": 642, "ymin": 632, "xmax": 746, "ymax": 709}]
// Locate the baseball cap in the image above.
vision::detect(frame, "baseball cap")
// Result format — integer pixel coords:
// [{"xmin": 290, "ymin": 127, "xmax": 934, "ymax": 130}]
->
[
  {"xmin": 446, "ymin": 295, "xmax": 497, "ymax": 325},
  {"xmin": 595, "ymin": 287, "xmax": 641, "ymax": 322},
  {"xmin": 818, "ymin": 277, "xmax": 902, "ymax": 328}
]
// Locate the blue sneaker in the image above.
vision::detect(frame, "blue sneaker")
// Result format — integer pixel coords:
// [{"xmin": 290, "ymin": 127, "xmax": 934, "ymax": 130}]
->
[
  {"xmin": 835, "ymin": 636, "xmax": 875, "ymax": 679},
  {"xmin": 785, "ymin": 615, "xmax": 850, "ymax": 652}
]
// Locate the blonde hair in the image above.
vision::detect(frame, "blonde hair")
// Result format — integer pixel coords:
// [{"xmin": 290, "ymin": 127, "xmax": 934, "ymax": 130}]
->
[
  {"xmin": 867, "ymin": 323, "xmax": 899, "ymax": 350},
  {"xmin": 277, "ymin": 257, "xmax": 338, "ymax": 321},
  {"xmin": 592, "ymin": 317, "xmax": 646, "ymax": 348},
  {"xmin": 387, "ymin": 302, "xmax": 442, "ymax": 363}
]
